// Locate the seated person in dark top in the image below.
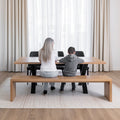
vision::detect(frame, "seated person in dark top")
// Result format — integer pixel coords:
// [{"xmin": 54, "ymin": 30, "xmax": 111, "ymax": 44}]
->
[{"xmin": 59, "ymin": 47, "xmax": 84, "ymax": 91}]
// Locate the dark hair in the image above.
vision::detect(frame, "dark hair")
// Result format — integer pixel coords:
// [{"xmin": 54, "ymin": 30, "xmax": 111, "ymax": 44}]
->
[{"xmin": 68, "ymin": 47, "xmax": 75, "ymax": 54}]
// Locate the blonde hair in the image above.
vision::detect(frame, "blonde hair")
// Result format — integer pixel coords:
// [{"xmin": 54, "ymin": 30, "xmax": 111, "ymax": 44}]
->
[{"xmin": 40, "ymin": 38, "xmax": 54, "ymax": 62}]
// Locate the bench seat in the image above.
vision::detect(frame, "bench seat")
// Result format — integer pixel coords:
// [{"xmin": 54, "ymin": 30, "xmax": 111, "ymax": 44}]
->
[{"xmin": 10, "ymin": 75, "xmax": 112, "ymax": 102}]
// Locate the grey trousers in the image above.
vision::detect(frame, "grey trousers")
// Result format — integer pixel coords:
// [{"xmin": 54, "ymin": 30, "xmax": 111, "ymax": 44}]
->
[{"xmin": 40, "ymin": 71, "xmax": 58, "ymax": 90}]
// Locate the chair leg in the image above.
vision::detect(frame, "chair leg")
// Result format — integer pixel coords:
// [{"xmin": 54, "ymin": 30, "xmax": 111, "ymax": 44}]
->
[
  {"xmin": 82, "ymin": 83, "xmax": 88, "ymax": 94},
  {"xmin": 78, "ymin": 69, "xmax": 82, "ymax": 85},
  {"xmin": 87, "ymin": 69, "xmax": 89, "ymax": 75},
  {"xmin": 31, "ymin": 83, "xmax": 36, "ymax": 94},
  {"xmin": 87, "ymin": 69, "xmax": 89, "ymax": 85},
  {"xmin": 30, "ymin": 71, "xmax": 32, "ymax": 75},
  {"xmin": 27, "ymin": 70, "xmax": 29, "ymax": 85}
]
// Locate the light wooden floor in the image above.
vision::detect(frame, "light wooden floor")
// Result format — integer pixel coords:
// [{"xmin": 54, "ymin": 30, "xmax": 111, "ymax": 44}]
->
[
  {"xmin": 0, "ymin": 71, "xmax": 120, "ymax": 120},
  {"xmin": 0, "ymin": 109, "xmax": 120, "ymax": 120}
]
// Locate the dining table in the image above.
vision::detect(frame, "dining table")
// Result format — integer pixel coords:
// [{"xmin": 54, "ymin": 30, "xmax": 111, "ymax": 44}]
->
[
  {"xmin": 14, "ymin": 57, "xmax": 106, "ymax": 94},
  {"xmin": 14, "ymin": 57, "xmax": 106, "ymax": 65}
]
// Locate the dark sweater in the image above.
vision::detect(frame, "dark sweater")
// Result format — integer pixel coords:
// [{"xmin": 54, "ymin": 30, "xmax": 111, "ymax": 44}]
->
[{"xmin": 59, "ymin": 54, "xmax": 84, "ymax": 76}]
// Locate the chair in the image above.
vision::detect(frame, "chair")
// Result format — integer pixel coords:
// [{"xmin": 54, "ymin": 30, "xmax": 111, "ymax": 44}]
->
[
  {"xmin": 58, "ymin": 51, "xmax": 64, "ymax": 57},
  {"xmin": 75, "ymin": 51, "xmax": 89, "ymax": 75},
  {"xmin": 27, "ymin": 51, "xmax": 40, "ymax": 76},
  {"xmin": 27, "ymin": 51, "xmax": 40, "ymax": 85},
  {"xmin": 57, "ymin": 51, "xmax": 65, "ymax": 70},
  {"xmin": 75, "ymin": 51, "xmax": 84, "ymax": 57},
  {"xmin": 75, "ymin": 51, "xmax": 89, "ymax": 87}
]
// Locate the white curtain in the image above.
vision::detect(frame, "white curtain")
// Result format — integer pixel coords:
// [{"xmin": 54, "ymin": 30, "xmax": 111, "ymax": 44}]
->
[
  {"xmin": 92, "ymin": 0, "xmax": 110, "ymax": 71},
  {"xmin": 27, "ymin": 0, "xmax": 93, "ymax": 56},
  {"xmin": 0, "ymin": 0, "xmax": 28, "ymax": 71},
  {"xmin": 0, "ymin": 0, "xmax": 110, "ymax": 72}
]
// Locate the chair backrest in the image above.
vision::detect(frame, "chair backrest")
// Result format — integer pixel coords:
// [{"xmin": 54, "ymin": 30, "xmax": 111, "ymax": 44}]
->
[
  {"xmin": 30, "ymin": 51, "xmax": 38, "ymax": 57},
  {"xmin": 28, "ymin": 51, "xmax": 40, "ymax": 67},
  {"xmin": 58, "ymin": 51, "xmax": 64, "ymax": 57},
  {"xmin": 75, "ymin": 51, "xmax": 85, "ymax": 57}
]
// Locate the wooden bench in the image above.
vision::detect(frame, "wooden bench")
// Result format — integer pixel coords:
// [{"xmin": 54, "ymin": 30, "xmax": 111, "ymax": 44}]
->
[{"xmin": 10, "ymin": 75, "xmax": 112, "ymax": 102}]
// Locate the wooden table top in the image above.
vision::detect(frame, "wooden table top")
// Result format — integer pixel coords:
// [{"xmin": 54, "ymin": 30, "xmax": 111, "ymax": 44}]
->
[{"xmin": 14, "ymin": 57, "xmax": 106, "ymax": 65}]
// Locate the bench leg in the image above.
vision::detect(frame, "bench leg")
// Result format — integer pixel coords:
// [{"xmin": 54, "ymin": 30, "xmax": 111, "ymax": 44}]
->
[
  {"xmin": 10, "ymin": 81, "xmax": 16, "ymax": 102},
  {"xmin": 82, "ymin": 83, "xmax": 88, "ymax": 94},
  {"xmin": 104, "ymin": 82, "xmax": 112, "ymax": 102}
]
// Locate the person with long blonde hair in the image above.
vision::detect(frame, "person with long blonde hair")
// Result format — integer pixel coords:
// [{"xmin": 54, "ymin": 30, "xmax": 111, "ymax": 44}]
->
[{"xmin": 39, "ymin": 38, "xmax": 58, "ymax": 95}]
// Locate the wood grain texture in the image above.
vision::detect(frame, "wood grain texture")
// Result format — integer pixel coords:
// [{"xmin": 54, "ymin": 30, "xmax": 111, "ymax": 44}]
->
[
  {"xmin": 11, "ymin": 75, "xmax": 112, "ymax": 82},
  {"xmin": 10, "ymin": 75, "xmax": 112, "ymax": 102},
  {"xmin": 104, "ymin": 82, "xmax": 112, "ymax": 102},
  {"xmin": 10, "ymin": 81, "xmax": 16, "ymax": 101},
  {"xmin": 14, "ymin": 57, "xmax": 106, "ymax": 64},
  {"xmin": 0, "ymin": 109, "xmax": 120, "ymax": 120}
]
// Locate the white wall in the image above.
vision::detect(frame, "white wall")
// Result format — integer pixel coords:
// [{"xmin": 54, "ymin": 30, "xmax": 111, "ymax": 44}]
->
[{"xmin": 110, "ymin": 0, "xmax": 120, "ymax": 70}]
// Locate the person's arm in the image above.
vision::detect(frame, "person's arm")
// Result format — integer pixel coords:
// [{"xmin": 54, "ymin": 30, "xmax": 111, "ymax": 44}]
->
[
  {"xmin": 59, "ymin": 56, "xmax": 67, "ymax": 63},
  {"xmin": 77, "ymin": 57, "xmax": 84, "ymax": 64},
  {"xmin": 38, "ymin": 50, "xmax": 41, "ymax": 62},
  {"xmin": 54, "ymin": 50, "xmax": 58, "ymax": 61}
]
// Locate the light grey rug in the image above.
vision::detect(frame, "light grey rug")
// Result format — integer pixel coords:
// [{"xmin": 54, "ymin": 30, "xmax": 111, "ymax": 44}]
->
[{"xmin": 0, "ymin": 77, "xmax": 119, "ymax": 108}]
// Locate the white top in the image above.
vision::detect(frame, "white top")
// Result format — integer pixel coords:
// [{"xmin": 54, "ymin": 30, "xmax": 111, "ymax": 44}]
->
[{"xmin": 39, "ymin": 50, "xmax": 58, "ymax": 71}]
